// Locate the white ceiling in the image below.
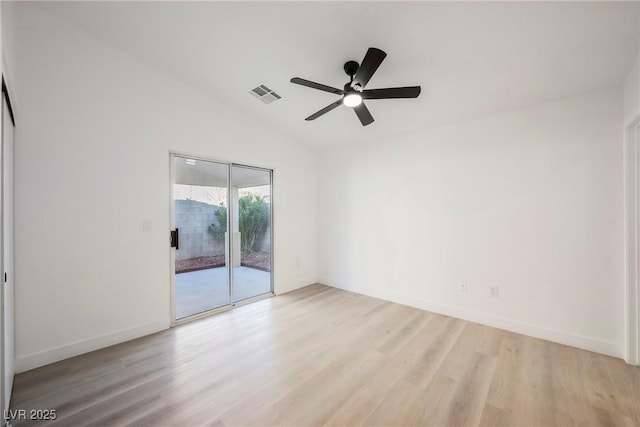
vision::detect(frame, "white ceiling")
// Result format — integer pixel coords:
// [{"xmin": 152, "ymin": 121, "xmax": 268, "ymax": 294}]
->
[{"xmin": 36, "ymin": 1, "xmax": 640, "ymax": 149}]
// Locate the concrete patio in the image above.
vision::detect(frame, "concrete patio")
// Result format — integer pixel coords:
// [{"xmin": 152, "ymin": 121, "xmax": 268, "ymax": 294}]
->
[{"xmin": 175, "ymin": 266, "xmax": 271, "ymax": 319}]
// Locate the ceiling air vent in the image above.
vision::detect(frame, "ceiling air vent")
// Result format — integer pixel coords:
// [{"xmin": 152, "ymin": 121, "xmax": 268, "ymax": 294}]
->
[{"xmin": 249, "ymin": 84, "xmax": 282, "ymax": 104}]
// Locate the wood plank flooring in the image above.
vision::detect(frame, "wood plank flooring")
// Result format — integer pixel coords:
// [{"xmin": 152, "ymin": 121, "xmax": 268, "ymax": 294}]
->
[{"xmin": 10, "ymin": 284, "xmax": 640, "ymax": 426}]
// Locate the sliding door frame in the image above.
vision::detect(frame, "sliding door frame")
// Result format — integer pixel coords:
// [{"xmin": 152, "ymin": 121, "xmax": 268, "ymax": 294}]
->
[
  {"xmin": 231, "ymin": 163, "xmax": 274, "ymax": 304},
  {"xmin": 169, "ymin": 151, "xmax": 274, "ymax": 326},
  {"xmin": 168, "ymin": 153, "xmax": 232, "ymax": 325},
  {"xmin": 624, "ymin": 118, "xmax": 640, "ymax": 366}
]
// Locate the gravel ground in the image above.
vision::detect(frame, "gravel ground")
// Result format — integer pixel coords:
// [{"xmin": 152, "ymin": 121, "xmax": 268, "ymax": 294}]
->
[{"xmin": 176, "ymin": 251, "xmax": 271, "ymax": 273}]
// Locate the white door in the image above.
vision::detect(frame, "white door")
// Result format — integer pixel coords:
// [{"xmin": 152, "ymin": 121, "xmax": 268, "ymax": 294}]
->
[{"xmin": 2, "ymin": 84, "xmax": 14, "ymax": 410}]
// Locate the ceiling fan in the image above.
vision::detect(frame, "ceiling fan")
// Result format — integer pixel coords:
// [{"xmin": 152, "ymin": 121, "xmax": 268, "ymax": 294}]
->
[{"xmin": 290, "ymin": 47, "xmax": 421, "ymax": 126}]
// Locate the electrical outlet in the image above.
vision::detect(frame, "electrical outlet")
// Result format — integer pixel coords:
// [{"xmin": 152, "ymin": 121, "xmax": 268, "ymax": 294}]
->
[
  {"xmin": 459, "ymin": 282, "xmax": 467, "ymax": 292},
  {"xmin": 490, "ymin": 286, "xmax": 499, "ymax": 298},
  {"xmin": 143, "ymin": 219, "xmax": 152, "ymax": 232}
]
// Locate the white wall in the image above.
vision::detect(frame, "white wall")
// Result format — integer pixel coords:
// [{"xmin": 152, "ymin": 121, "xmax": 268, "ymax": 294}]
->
[
  {"xmin": 319, "ymin": 89, "xmax": 624, "ymax": 357},
  {"xmin": 624, "ymin": 54, "xmax": 640, "ymax": 126},
  {"xmin": 623, "ymin": 49, "xmax": 640, "ymax": 364},
  {"xmin": 1, "ymin": 5, "xmax": 14, "ymax": 96},
  {"xmin": 9, "ymin": 3, "xmax": 318, "ymax": 372}
]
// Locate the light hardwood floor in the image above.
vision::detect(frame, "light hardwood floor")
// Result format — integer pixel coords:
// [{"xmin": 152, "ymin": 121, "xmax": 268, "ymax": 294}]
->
[{"xmin": 10, "ymin": 284, "xmax": 640, "ymax": 426}]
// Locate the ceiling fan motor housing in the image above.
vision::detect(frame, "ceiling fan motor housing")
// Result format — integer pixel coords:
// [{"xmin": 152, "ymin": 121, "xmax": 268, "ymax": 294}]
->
[{"xmin": 344, "ymin": 60, "xmax": 359, "ymax": 77}]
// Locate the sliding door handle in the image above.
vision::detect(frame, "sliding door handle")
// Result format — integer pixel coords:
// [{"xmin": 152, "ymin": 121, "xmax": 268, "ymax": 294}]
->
[{"xmin": 170, "ymin": 228, "xmax": 179, "ymax": 250}]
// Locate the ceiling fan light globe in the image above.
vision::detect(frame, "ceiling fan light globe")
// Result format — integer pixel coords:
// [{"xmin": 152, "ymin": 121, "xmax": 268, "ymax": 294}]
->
[{"xmin": 343, "ymin": 93, "xmax": 363, "ymax": 107}]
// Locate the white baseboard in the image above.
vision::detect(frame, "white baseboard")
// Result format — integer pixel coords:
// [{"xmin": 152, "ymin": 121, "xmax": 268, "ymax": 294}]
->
[
  {"xmin": 319, "ymin": 279, "xmax": 622, "ymax": 359},
  {"xmin": 275, "ymin": 276, "xmax": 318, "ymax": 296},
  {"xmin": 15, "ymin": 320, "xmax": 169, "ymax": 373},
  {"xmin": 16, "ymin": 280, "xmax": 621, "ymax": 373}
]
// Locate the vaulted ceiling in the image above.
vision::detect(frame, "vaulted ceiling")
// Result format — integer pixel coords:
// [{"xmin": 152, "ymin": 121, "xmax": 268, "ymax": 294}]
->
[{"xmin": 36, "ymin": 1, "xmax": 640, "ymax": 148}]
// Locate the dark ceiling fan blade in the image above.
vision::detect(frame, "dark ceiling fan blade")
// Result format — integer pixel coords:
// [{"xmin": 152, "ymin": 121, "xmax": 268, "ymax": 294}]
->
[
  {"xmin": 305, "ymin": 99, "xmax": 343, "ymax": 121},
  {"xmin": 352, "ymin": 48, "xmax": 387, "ymax": 89},
  {"xmin": 290, "ymin": 77, "xmax": 343, "ymax": 95},
  {"xmin": 353, "ymin": 102, "xmax": 374, "ymax": 126},
  {"xmin": 363, "ymin": 86, "xmax": 421, "ymax": 99}
]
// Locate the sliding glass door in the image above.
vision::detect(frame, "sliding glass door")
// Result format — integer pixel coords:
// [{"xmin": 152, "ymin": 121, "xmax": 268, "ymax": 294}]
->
[
  {"xmin": 172, "ymin": 156, "xmax": 230, "ymax": 320},
  {"xmin": 231, "ymin": 165, "xmax": 272, "ymax": 302},
  {"xmin": 171, "ymin": 155, "xmax": 273, "ymax": 322}
]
